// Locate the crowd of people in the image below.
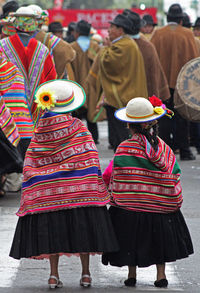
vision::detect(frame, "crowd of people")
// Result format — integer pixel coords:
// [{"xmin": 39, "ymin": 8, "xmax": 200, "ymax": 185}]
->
[{"xmin": 0, "ymin": 0, "xmax": 198, "ymax": 290}]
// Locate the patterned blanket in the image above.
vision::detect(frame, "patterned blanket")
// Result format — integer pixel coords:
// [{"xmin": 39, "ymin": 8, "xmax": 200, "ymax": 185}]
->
[
  {"xmin": 0, "ymin": 57, "xmax": 33, "ymax": 138},
  {"xmin": 110, "ymin": 133, "xmax": 183, "ymax": 213},
  {"xmin": 0, "ymin": 34, "xmax": 57, "ymax": 119},
  {"xmin": 17, "ymin": 113, "xmax": 109, "ymax": 216},
  {"xmin": 0, "ymin": 96, "xmax": 20, "ymax": 146}
]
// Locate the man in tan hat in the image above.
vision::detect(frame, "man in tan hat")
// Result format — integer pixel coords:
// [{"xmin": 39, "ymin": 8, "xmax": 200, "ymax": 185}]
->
[
  {"xmin": 99, "ymin": 13, "xmax": 148, "ymax": 150},
  {"xmin": 151, "ymin": 3, "xmax": 198, "ymax": 160}
]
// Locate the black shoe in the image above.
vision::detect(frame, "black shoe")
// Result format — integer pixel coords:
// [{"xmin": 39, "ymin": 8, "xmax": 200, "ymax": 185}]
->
[
  {"xmin": 154, "ymin": 278, "xmax": 168, "ymax": 288},
  {"xmin": 197, "ymin": 148, "xmax": 200, "ymax": 154},
  {"xmin": 124, "ymin": 278, "xmax": 136, "ymax": 287},
  {"xmin": 180, "ymin": 153, "xmax": 196, "ymax": 161}
]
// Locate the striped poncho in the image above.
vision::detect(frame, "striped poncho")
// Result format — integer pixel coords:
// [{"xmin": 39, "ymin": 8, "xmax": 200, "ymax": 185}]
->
[
  {"xmin": 17, "ymin": 112, "xmax": 110, "ymax": 217},
  {"xmin": 110, "ymin": 133, "xmax": 183, "ymax": 214},
  {"xmin": 0, "ymin": 57, "xmax": 33, "ymax": 138},
  {"xmin": 0, "ymin": 34, "xmax": 57, "ymax": 119},
  {"xmin": 0, "ymin": 96, "xmax": 20, "ymax": 146}
]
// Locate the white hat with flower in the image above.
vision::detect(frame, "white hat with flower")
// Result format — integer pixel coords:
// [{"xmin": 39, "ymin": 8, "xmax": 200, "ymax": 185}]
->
[
  {"xmin": 115, "ymin": 96, "xmax": 173, "ymax": 123},
  {"xmin": 35, "ymin": 79, "xmax": 86, "ymax": 114}
]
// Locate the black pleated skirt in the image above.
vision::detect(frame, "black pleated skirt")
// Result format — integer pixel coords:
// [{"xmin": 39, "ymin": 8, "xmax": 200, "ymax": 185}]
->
[
  {"xmin": 10, "ymin": 206, "xmax": 119, "ymax": 259},
  {"xmin": 102, "ymin": 206, "xmax": 193, "ymax": 268}
]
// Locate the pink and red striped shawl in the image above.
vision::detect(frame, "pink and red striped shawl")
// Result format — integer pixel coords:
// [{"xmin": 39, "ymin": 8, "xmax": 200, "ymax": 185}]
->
[
  {"xmin": 110, "ymin": 134, "xmax": 183, "ymax": 214},
  {"xmin": 0, "ymin": 57, "xmax": 33, "ymax": 138},
  {"xmin": 0, "ymin": 96, "xmax": 20, "ymax": 146},
  {"xmin": 0, "ymin": 34, "xmax": 57, "ymax": 120},
  {"xmin": 17, "ymin": 112, "xmax": 109, "ymax": 216}
]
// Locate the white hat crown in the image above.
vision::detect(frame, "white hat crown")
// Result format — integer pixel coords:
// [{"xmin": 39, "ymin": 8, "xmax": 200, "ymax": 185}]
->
[
  {"xmin": 14, "ymin": 7, "xmax": 37, "ymax": 17},
  {"xmin": 42, "ymin": 80, "xmax": 73, "ymax": 102},
  {"xmin": 28, "ymin": 5, "xmax": 43, "ymax": 17},
  {"xmin": 126, "ymin": 97, "xmax": 154, "ymax": 118}
]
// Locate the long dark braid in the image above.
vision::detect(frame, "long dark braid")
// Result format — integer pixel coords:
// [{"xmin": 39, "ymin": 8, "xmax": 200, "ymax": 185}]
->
[{"xmin": 128, "ymin": 122, "xmax": 159, "ymax": 151}]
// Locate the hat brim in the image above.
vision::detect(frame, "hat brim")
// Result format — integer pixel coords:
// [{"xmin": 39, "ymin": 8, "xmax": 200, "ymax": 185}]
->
[
  {"xmin": 166, "ymin": 12, "xmax": 183, "ymax": 18},
  {"xmin": 11, "ymin": 12, "xmax": 37, "ymax": 18},
  {"xmin": 35, "ymin": 80, "xmax": 86, "ymax": 114},
  {"xmin": 109, "ymin": 21, "xmax": 130, "ymax": 31},
  {"xmin": 115, "ymin": 107, "xmax": 166, "ymax": 123}
]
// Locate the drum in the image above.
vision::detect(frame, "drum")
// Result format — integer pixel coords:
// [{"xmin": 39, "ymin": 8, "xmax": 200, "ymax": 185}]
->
[{"xmin": 174, "ymin": 57, "xmax": 200, "ymax": 122}]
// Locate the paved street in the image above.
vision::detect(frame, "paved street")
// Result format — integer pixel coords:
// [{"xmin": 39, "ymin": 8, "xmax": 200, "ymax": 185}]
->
[{"xmin": 0, "ymin": 121, "xmax": 200, "ymax": 292}]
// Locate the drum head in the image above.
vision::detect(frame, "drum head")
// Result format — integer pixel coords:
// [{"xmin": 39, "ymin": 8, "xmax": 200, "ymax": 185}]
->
[{"xmin": 174, "ymin": 57, "xmax": 200, "ymax": 122}]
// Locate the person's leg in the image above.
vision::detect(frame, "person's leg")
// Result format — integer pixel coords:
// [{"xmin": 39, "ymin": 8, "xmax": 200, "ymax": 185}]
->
[
  {"xmin": 87, "ymin": 120, "xmax": 99, "ymax": 144},
  {"xmin": 49, "ymin": 254, "xmax": 62, "ymax": 288},
  {"xmin": 124, "ymin": 266, "xmax": 137, "ymax": 287},
  {"xmin": 17, "ymin": 138, "xmax": 31, "ymax": 161},
  {"xmin": 0, "ymin": 174, "xmax": 6, "ymax": 196},
  {"xmin": 105, "ymin": 105, "xmax": 130, "ymax": 151},
  {"xmin": 80, "ymin": 253, "xmax": 91, "ymax": 286},
  {"xmin": 154, "ymin": 263, "xmax": 168, "ymax": 288},
  {"xmin": 156, "ymin": 263, "xmax": 166, "ymax": 280},
  {"xmin": 175, "ymin": 111, "xmax": 195, "ymax": 160}
]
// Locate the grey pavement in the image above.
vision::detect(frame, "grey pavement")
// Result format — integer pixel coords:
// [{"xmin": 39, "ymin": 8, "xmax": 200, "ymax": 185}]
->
[{"xmin": 0, "ymin": 120, "xmax": 200, "ymax": 292}]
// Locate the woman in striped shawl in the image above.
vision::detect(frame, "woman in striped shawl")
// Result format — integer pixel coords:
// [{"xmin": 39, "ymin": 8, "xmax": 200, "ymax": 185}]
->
[
  {"xmin": 9, "ymin": 79, "xmax": 118, "ymax": 289},
  {"xmin": 102, "ymin": 96, "xmax": 193, "ymax": 288}
]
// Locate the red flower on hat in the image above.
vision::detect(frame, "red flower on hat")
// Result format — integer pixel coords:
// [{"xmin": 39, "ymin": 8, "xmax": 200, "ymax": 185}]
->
[{"xmin": 149, "ymin": 95, "xmax": 163, "ymax": 107}]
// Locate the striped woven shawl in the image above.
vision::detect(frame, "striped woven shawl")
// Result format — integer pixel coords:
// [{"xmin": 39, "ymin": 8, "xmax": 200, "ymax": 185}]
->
[
  {"xmin": 0, "ymin": 34, "xmax": 57, "ymax": 119},
  {"xmin": 0, "ymin": 57, "xmax": 33, "ymax": 138},
  {"xmin": 17, "ymin": 113, "xmax": 109, "ymax": 216},
  {"xmin": 0, "ymin": 96, "xmax": 20, "ymax": 146},
  {"xmin": 111, "ymin": 133, "xmax": 183, "ymax": 213}
]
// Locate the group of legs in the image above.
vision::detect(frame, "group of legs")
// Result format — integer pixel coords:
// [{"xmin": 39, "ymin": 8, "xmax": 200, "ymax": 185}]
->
[{"xmin": 49, "ymin": 253, "xmax": 168, "ymax": 289}]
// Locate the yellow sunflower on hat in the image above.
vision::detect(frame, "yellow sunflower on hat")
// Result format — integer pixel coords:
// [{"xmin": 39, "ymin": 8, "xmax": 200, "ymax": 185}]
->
[{"xmin": 35, "ymin": 88, "xmax": 56, "ymax": 110}]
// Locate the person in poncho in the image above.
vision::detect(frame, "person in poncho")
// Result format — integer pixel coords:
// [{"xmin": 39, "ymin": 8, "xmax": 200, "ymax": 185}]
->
[
  {"xmin": 102, "ymin": 96, "xmax": 193, "ymax": 288},
  {"xmin": 9, "ymin": 79, "xmax": 118, "ymax": 289},
  {"xmin": 28, "ymin": 4, "xmax": 76, "ymax": 80},
  {"xmin": 0, "ymin": 7, "xmax": 57, "ymax": 121},
  {"xmin": 70, "ymin": 20, "xmax": 101, "ymax": 144},
  {"xmin": 151, "ymin": 4, "xmax": 198, "ymax": 160},
  {"xmin": 99, "ymin": 14, "xmax": 148, "ymax": 151},
  {"xmin": 0, "ymin": 52, "xmax": 33, "ymax": 158}
]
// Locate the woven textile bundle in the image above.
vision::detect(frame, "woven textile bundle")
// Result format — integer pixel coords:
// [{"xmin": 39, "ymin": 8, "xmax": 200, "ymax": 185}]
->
[
  {"xmin": 17, "ymin": 112, "xmax": 109, "ymax": 216},
  {"xmin": 111, "ymin": 134, "xmax": 183, "ymax": 213},
  {"xmin": 0, "ymin": 58, "xmax": 33, "ymax": 138},
  {"xmin": 0, "ymin": 97, "xmax": 20, "ymax": 146}
]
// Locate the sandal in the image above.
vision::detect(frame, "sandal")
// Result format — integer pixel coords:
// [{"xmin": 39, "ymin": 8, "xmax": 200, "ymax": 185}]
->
[
  {"xmin": 80, "ymin": 274, "xmax": 92, "ymax": 287},
  {"xmin": 48, "ymin": 275, "xmax": 63, "ymax": 289}
]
